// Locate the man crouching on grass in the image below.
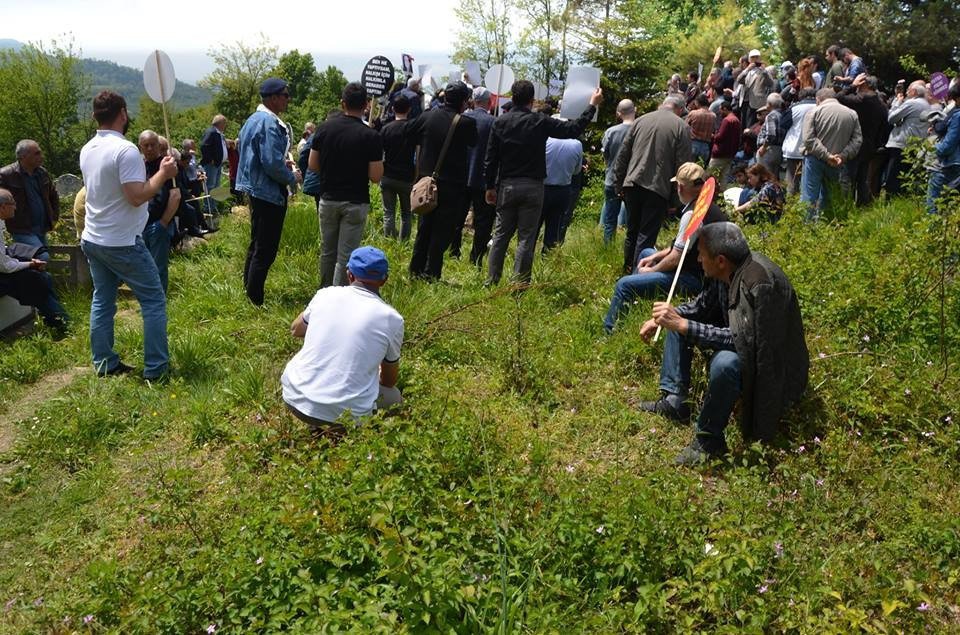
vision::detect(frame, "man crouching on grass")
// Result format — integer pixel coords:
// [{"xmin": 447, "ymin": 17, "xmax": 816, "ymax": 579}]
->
[
  {"xmin": 281, "ymin": 246, "xmax": 404, "ymax": 439},
  {"xmin": 638, "ymin": 222, "xmax": 809, "ymax": 465}
]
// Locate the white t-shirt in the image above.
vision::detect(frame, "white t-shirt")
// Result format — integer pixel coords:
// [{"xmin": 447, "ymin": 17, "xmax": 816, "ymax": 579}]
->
[
  {"xmin": 281, "ymin": 285, "xmax": 404, "ymax": 423},
  {"xmin": 79, "ymin": 130, "xmax": 148, "ymax": 247}
]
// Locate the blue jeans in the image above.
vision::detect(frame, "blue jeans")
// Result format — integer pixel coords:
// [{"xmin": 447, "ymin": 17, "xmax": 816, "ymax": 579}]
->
[
  {"xmin": 691, "ymin": 140, "xmax": 711, "ymax": 165},
  {"xmin": 81, "ymin": 238, "xmax": 168, "ymax": 378},
  {"xmin": 142, "ymin": 220, "xmax": 173, "ymax": 293},
  {"xmin": 202, "ymin": 163, "xmax": 222, "ymax": 214},
  {"xmin": 927, "ymin": 165, "xmax": 960, "ymax": 214},
  {"xmin": 600, "ymin": 185, "xmax": 625, "ymax": 244},
  {"xmin": 603, "ymin": 248, "xmax": 702, "ymax": 332},
  {"xmin": 10, "ymin": 232, "xmax": 49, "ymax": 262},
  {"xmin": 659, "ymin": 330, "xmax": 741, "ymax": 452},
  {"xmin": 799, "ymin": 155, "xmax": 839, "ymax": 221}
]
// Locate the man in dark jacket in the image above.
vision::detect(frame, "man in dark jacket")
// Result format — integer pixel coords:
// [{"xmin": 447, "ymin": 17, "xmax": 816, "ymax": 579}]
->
[
  {"xmin": 452, "ymin": 86, "xmax": 496, "ymax": 264},
  {"xmin": 837, "ymin": 75, "xmax": 889, "ymax": 206},
  {"xmin": 0, "ymin": 140, "xmax": 59, "ymax": 261},
  {"xmin": 639, "ymin": 222, "xmax": 809, "ymax": 465},
  {"xmin": 484, "ymin": 80, "xmax": 602, "ymax": 285},
  {"xmin": 199, "ymin": 114, "xmax": 228, "ymax": 214},
  {"xmin": 402, "ymin": 81, "xmax": 478, "ymax": 281}
]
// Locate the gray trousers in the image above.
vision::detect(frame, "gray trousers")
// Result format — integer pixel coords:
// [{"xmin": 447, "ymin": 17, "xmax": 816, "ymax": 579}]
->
[
  {"xmin": 486, "ymin": 177, "xmax": 545, "ymax": 284},
  {"xmin": 759, "ymin": 145, "xmax": 783, "ymax": 178},
  {"xmin": 318, "ymin": 199, "xmax": 370, "ymax": 287},
  {"xmin": 380, "ymin": 176, "xmax": 412, "ymax": 240}
]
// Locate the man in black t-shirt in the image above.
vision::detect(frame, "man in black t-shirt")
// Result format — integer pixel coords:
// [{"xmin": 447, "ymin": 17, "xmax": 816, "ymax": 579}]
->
[
  {"xmin": 401, "ymin": 81, "xmax": 478, "ymax": 281},
  {"xmin": 309, "ymin": 83, "xmax": 384, "ymax": 287},
  {"xmin": 379, "ymin": 95, "xmax": 416, "ymax": 240}
]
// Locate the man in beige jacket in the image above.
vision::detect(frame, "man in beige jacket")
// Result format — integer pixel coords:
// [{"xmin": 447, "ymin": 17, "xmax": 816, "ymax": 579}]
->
[{"xmin": 800, "ymin": 88, "xmax": 862, "ymax": 221}]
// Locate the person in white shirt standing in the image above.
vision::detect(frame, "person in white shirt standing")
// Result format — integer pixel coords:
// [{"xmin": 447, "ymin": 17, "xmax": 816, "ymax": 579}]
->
[
  {"xmin": 79, "ymin": 91, "xmax": 178, "ymax": 378},
  {"xmin": 282, "ymin": 246, "xmax": 404, "ymax": 440}
]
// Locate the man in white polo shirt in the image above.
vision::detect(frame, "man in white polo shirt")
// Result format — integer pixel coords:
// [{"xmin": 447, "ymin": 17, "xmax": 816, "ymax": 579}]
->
[
  {"xmin": 281, "ymin": 246, "xmax": 404, "ymax": 438},
  {"xmin": 79, "ymin": 91, "xmax": 178, "ymax": 379}
]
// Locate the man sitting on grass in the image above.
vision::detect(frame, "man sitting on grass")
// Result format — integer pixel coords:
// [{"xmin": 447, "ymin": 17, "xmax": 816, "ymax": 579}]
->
[
  {"xmin": 281, "ymin": 246, "xmax": 404, "ymax": 438},
  {"xmin": 0, "ymin": 187, "xmax": 69, "ymax": 335},
  {"xmin": 638, "ymin": 222, "xmax": 809, "ymax": 465},
  {"xmin": 603, "ymin": 162, "xmax": 727, "ymax": 333}
]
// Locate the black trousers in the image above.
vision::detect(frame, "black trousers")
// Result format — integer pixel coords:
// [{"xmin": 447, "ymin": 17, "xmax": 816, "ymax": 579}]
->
[
  {"xmin": 468, "ymin": 187, "xmax": 496, "ymax": 266},
  {"xmin": 622, "ymin": 186, "xmax": 669, "ymax": 273},
  {"xmin": 410, "ymin": 183, "xmax": 468, "ymax": 281},
  {"xmin": 243, "ymin": 195, "xmax": 287, "ymax": 305}
]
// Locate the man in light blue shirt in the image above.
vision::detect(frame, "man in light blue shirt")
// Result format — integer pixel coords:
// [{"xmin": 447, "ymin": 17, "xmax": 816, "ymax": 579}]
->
[{"xmin": 539, "ymin": 134, "xmax": 582, "ymax": 252}]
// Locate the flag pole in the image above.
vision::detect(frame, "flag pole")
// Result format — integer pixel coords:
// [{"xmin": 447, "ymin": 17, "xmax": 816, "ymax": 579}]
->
[{"xmin": 652, "ymin": 240, "xmax": 692, "ymax": 343}]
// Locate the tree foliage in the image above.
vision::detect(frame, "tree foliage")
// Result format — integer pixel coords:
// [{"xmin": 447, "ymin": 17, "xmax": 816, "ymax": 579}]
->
[
  {"xmin": 274, "ymin": 50, "xmax": 319, "ymax": 104},
  {"xmin": 0, "ymin": 39, "xmax": 89, "ymax": 175},
  {"xmin": 772, "ymin": 0, "xmax": 960, "ymax": 83},
  {"xmin": 672, "ymin": 0, "xmax": 764, "ymax": 77},
  {"xmin": 286, "ymin": 65, "xmax": 348, "ymax": 133},
  {"xmin": 451, "ymin": 0, "xmax": 517, "ymax": 73},
  {"xmin": 200, "ymin": 35, "xmax": 278, "ymax": 123}
]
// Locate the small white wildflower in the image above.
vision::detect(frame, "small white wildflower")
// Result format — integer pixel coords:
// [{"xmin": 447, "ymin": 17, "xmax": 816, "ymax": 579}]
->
[
  {"xmin": 596, "ymin": 525, "xmax": 605, "ymax": 534},
  {"xmin": 704, "ymin": 542, "xmax": 718, "ymax": 556},
  {"xmin": 862, "ymin": 335, "xmax": 870, "ymax": 342}
]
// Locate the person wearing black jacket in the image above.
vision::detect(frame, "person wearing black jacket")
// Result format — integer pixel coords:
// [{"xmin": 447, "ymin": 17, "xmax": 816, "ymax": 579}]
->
[
  {"xmin": 379, "ymin": 95, "xmax": 416, "ymax": 240},
  {"xmin": 483, "ymin": 81, "xmax": 602, "ymax": 285},
  {"xmin": 138, "ymin": 130, "xmax": 181, "ymax": 293},
  {"xmin": 836, "ymin": 75, "xmax": 889, "ymax": 206},
  {"xmin": 402, "ymin": 81, "xmax": 478, "ymax": 281},
  {"xmin": 199, "ymin": 114, "xmax": 228, "ymax": 214}
]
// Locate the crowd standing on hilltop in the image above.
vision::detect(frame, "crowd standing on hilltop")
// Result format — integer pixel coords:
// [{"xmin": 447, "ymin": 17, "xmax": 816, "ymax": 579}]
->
[{"xmin": 1, "ymin": 43, "xmax": 958, "ymax": 465}]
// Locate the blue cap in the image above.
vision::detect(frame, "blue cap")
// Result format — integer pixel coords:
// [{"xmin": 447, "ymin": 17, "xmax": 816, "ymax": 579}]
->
[
  {"xmin": 259, "ymin": 77, "xmax": 289, "ymax": 96},
  {"xmin": 347, "ymin": 246, "xmax": 388, "ymax": 281}
]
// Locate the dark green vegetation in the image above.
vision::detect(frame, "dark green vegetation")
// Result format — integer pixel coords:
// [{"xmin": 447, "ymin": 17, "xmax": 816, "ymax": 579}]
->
[
  {"xmin": 1, "ymin": 179, "xmax": 958, "ymax": 632},
  {"xmin": 82, "ymin": 58, "xmax": 212, "ymax": 115}
]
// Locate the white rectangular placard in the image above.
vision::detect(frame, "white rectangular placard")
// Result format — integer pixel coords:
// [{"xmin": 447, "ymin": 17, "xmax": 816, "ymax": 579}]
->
[{"xmin": 560, "ymin": 66, "xmax": 600, "ymax": 121}]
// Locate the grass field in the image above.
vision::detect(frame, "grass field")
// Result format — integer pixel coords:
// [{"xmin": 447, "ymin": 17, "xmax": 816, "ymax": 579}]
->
[{"xmin": 1, "ymin": 182, "xmax": 958, "ymax": 633}]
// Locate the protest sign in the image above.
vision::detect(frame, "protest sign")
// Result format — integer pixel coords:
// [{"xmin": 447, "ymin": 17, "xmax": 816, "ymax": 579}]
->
[
  {"xmin": 485, "ymin": 64, "xmax": 515, "ymax": 115},
  {"xmin": 532, "ymin": 81, "xmax": 548, "ymax": 101},
  {"xmin": 654, "ymin": 177, "xmax": 717, "ymax": 342},
  {"xmin": 464, "ymin": 61, "xmax": 482, "ymax": 86},
  {"xmin": 143, "ymin": 50, "xmax": 177, "ymax": 187},
  {"xmin": 401, "ymin": 53, "xmax": 415, "ymax": 77},
  {"xmin": 361, "ymin": 55, "xmax": 394, "ymax": 98},
  {"xmin": 930, "ymin": 72, "xmax": 950, "ymax": 101},
  {"xmin": 560, "ymin": 66, "xmax": 600, "ymax": 121}
]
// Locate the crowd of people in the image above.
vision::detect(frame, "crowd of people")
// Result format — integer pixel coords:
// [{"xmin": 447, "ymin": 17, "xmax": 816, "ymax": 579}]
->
[{"xmin": 1, "ymin": 44, "xmax": 958, "ymax": 465}]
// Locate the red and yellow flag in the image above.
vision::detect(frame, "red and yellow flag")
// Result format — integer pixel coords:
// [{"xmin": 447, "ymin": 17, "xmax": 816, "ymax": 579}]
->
[{"xmin": 681, "ymin": 176, "xmax": 717, "ymax": 241}]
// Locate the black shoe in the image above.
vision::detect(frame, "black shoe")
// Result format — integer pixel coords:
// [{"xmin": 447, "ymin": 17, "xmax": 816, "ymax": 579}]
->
[
  {"xmin": 638, "ymin": 395, "xmax": 691, "ymax": 424},
  {"xmin": 674, "ymin": 437, "xmax": 727, "ymax": 466},
  {"xmin": 98, "ymin": 361, "xmax": 134, "ymax": 377}
]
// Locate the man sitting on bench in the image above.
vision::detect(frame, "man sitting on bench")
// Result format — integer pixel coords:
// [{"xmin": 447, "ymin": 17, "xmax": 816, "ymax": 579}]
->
[{"xmin": 0, "ymin": 187, "xmax": 69, "ymax": 334}]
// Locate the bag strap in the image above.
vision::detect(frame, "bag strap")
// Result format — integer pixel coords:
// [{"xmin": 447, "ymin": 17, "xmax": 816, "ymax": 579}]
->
[{"xmin": 431, "ymin": 114, "xmax": 461, "ymax": 179}]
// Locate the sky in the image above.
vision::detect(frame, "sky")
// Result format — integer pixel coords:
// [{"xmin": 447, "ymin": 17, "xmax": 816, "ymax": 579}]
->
[{"xmin": 1, "ymin": 0, "xmax": 461, "ymax": 83}]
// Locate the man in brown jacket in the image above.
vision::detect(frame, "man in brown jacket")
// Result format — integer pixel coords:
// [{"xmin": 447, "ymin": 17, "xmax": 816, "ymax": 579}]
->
[
  {"xmin": 0, "ymin": 140, "xmax": 59, "ymax": 261},
  {"xmin": 613, "ymin": 95, "xmax": 692, "ymax": 274}
]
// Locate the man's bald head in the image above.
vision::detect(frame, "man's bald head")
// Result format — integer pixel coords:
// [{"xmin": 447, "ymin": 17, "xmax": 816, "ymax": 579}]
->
[
  {"xmin": 616, "ymin": 99, "xmax": 636, "ymax": 122},
  {"xmin": 138, "ymin": 130, "xmax": 161, "ymax": 161}
]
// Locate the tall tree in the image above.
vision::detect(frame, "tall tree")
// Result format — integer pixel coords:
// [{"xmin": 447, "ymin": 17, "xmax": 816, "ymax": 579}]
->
[
  {"xmin": 772, "ymin": 0, "xmax": 960, "ymax": 82},
  {"xmin": 0, "ymin": 39, "xmax": 88, "ymax": 175},
  {"xmin": 287, "ymin": 65, "xmax": 348, "ymax": 132},
  {"xmin": 672, "ymin": 0, "xmax": 765, "ymax": 76},
  {"xmin": 200, "ymin": 35, "xmax": 278, "ymax": 123},
  {"xmin": 451, "ymin": 0, "xmax": 518, "ymax": 73},
  {"xmin": 275, "ymin": 50, "xmax": 319, "ymax": 104}
]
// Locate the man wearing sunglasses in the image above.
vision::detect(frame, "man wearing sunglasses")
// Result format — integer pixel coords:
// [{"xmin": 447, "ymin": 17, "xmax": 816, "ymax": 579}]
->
[{"xmin": 236, "ymin": 78, "xmax": 303, "ymax": 306}]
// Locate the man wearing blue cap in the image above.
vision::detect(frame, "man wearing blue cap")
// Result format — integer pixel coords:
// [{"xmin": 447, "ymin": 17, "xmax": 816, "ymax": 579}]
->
[
  {"xmin": 236, "ymin": 77, "xmax": 302, "ymax": 305},
  {"xmin": 281, "ymin": 246, "xmax": 404, "ymax": 437}
]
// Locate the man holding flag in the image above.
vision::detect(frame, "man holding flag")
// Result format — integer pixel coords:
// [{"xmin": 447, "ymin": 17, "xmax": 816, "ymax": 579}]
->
[
  {"xmin": 603, "ymin": 163, "xmax": 726, "ymax": 333},
  {"xmin": 638, "ymin": 222, "xmax": 809, "ymax": 466}
]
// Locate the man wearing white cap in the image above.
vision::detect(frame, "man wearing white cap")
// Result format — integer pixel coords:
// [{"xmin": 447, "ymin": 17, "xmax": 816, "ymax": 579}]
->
[{"xmin": 736, "ymin": 49, "xmax": 775, "ymax": 127}]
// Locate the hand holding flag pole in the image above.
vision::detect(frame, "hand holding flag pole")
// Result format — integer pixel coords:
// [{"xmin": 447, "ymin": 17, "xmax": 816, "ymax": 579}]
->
[{"xmin": 653, "ymin": 176, "xmax": 717, "ymax": 343}]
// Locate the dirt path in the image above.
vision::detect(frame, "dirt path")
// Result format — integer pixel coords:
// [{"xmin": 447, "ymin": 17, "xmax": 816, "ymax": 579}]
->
[{"xmin": 0, "ymin": 366, "xmax": 87, "ymax": 454}]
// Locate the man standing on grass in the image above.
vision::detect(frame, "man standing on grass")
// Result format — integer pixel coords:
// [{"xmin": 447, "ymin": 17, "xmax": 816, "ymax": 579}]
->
[
  {"xmin": 79, "ymin": 91, "xmax": 178, "ymax": 379},
  {"xmin": 236, "ymin": 78, "xmax": 302, "ymax": 305},
  {"xmin": 199, "ymin": 114, "xmax": 228, "ymax": 215},
  {"xmin": 600, "ymin": 99, "xmax": 635, "ymax": 244},
  {"xmin": 310, "ymin": 82, "xmax": 384, "ymax": 287},
  {"xmin": 614, "ymin": 95, "xmax": 691, "ymax": 275},
  {"xmin": 800, "ymin": 88, "xmax": 862, "ymax": 221},
  {"xmin": 638, "ymin": 222, "xmax": 808, "ymax": 465},
  {"xmin": 281, "ymin": 246, "xmax": 404, "ymax": 440}
]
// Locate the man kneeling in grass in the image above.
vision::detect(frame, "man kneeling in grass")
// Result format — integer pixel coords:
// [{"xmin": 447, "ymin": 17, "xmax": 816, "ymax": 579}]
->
[
  {"xmin": 639, "ymin": 222, "xmax": 809, "ymax": 465},
  {"xmin": 281, "ymin": 246, "xmax": 404, "ymax": 438}
]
